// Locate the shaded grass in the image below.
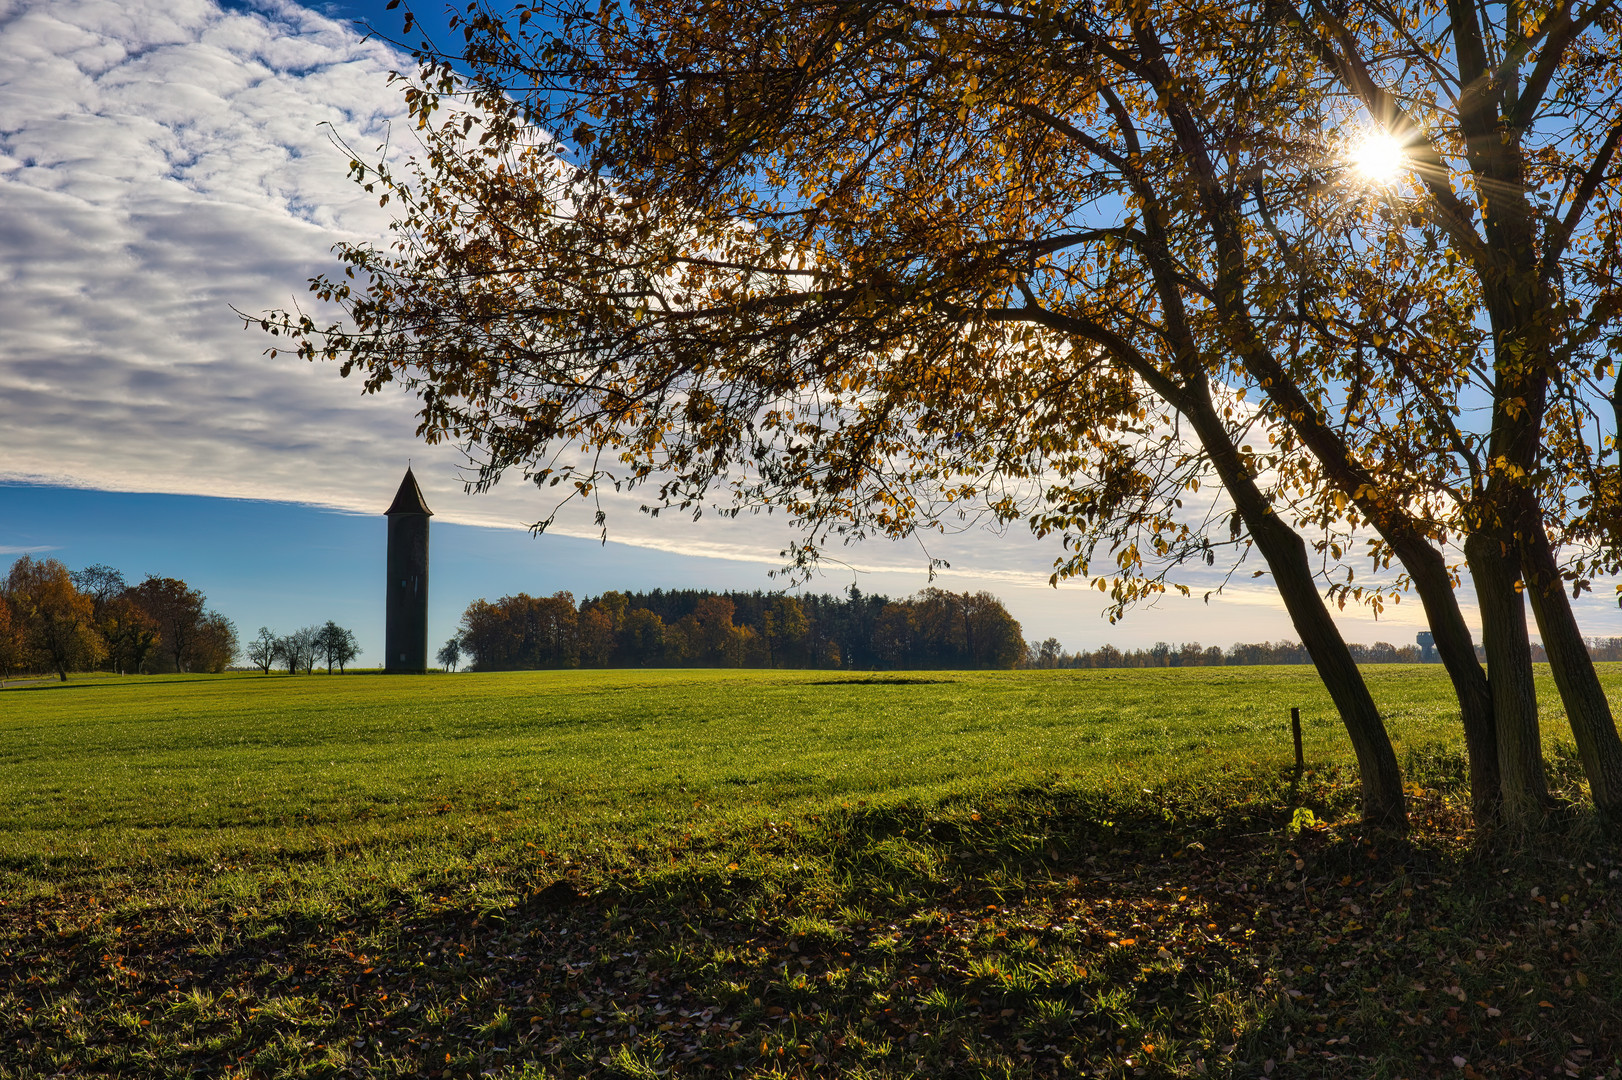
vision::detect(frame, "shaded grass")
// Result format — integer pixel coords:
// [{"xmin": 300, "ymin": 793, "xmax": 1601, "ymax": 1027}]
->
[{"xmin": 2, "ymin": 667, "xmax": 1621, "ymax": 1077}]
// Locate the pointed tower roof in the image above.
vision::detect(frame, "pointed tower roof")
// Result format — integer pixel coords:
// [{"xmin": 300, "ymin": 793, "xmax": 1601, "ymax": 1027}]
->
[{"xmin": 384, "ymin": 467, "xmax": 434, "ymax": 516}]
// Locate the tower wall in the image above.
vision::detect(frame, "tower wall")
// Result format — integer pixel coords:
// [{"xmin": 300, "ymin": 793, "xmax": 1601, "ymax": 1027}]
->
[{"xmin": 385, "ymin": 512, "xmax": 430, "ymax": 673}]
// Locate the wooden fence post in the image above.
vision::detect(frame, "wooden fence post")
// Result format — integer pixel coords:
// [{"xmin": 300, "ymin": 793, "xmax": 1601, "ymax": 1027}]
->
[{"xmin": 1291, "ymin": 706, "xmax": 1304, "ymax": 779}]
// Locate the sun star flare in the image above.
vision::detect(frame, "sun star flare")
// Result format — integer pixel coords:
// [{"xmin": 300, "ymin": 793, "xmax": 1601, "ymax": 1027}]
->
[{"xmin": 1349, "ymin": 130, "xmax": 1407, "ymax": 185}]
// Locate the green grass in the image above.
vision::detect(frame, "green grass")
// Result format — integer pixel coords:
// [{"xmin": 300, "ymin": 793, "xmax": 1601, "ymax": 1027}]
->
[
  {"xmin": 0, "ymin": 666, "xmax": 1493, "ymax": 853},
  {"xmin": 2, "ymin": 667, "xmax": 1620, "ymax": 1079}
]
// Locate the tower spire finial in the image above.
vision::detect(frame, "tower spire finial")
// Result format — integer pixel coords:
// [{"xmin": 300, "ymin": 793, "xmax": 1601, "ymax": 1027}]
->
[{"xmin": 384, "ymin": 468, "xmax": 433, "ymax": 517}]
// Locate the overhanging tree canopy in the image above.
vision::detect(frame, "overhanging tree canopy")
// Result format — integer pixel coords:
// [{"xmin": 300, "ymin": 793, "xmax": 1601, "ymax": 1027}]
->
[{"xmin": 264, "ymin": 0, "xmax": 1622, "ymax": 828}]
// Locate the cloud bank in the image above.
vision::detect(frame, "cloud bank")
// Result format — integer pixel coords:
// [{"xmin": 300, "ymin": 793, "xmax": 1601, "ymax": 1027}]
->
[{"xmin": 0, "ymin": 0, "xmax": 425, "ymax": 499}]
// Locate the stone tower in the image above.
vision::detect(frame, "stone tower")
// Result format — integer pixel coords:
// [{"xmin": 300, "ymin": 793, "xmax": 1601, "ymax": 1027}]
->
[{"xmin": 384, "ymin": 467, "xmax": 433, "ymax": 674}]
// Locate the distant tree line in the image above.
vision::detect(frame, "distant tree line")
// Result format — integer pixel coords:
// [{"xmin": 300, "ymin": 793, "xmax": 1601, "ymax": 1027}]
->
[
  {"xmin": 445, "ymin": 587, "xmax": 1024, "ymax": 671},
  {"xmin": 0, "ymin": 557, "xmax": 238, "ymax": 682},
  {"xmin": 244, "ymin": 622, "xmax": 361, "ymax": 675},
  {"xmin": 1021, "ymin": 637, "xmax": 1619, "ymax": 668}
]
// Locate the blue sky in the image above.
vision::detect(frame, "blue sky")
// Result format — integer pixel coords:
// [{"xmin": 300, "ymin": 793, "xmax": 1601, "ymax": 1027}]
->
[{"xmin": 4, "ymin": 0, "xmax": 1616, "ymax": 660}]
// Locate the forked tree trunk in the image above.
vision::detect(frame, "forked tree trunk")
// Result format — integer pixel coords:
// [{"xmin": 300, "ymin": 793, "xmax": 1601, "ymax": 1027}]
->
[
  {"xmin": 1393, "ymin": 539, "xmax": 1501, "ymax": 825},
  {"xmin": 1464, "ymin": 532, "xmax": 1550, "ymax": 823},
  {"xmin": 1198, "ymin": 270, "xmax": 1495, "ymax": 825},
  {"xmin": 1522, "ymin": 527, "xmax": 1622, "ymax": 823},
  {"xmin": 1182, "ymin": 389, "xmax": 1407, "ymax": 830}
]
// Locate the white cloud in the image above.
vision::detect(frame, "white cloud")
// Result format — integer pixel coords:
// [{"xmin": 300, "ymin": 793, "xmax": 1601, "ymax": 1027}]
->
[{"xmin": 0, "ymin": 0, "xmax": 426, "ymax": 503}]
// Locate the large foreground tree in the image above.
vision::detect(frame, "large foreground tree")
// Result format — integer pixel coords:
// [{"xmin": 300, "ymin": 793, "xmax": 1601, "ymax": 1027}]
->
[
  {"xmin": 264, "ymin": 0, "xmax": 1620, "ymax": 827},
  {"xmin": 1234, "ymin": 0, "xmax": 1622, "ymax": 822}
]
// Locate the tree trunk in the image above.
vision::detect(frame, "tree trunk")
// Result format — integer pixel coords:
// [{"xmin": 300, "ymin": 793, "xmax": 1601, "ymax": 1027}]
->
[
  {"xmin": 1393, "ymin": 538, "xmax": 1501, "ymax": 825},
  {"xmin": 1522, "ymin": 527, "xmax": 1622, "ymax": 823},
  {"xmin": 1464, "ymin": 531, "xmax": 1550, "ymax": 823},
  {"xmin": 1198, "ymin": 274, "xmax": 1498, "ymax": 824},
  {"xmin": 1182, "ymin": 388, "xmax": 1407, "ymax": 829},
  {"xmin": 1245, "ymin": 510, "xmax": 1407, "ymax": 829}
]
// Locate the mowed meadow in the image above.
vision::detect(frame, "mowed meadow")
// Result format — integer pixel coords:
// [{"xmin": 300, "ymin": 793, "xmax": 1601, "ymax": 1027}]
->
[
  {"xmin": 2, "ymin": 668, "xmax": 1620, "ymax": 1079},
  {"xmin": 2, "ymin": 667, "xmax": 1476, "ymax": 858}
]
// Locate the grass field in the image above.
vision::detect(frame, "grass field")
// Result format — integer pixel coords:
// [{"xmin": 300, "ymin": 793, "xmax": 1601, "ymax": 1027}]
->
[{"xmin": 2, "ymin": 667, "xmax": 1620, "ymax": 1079}]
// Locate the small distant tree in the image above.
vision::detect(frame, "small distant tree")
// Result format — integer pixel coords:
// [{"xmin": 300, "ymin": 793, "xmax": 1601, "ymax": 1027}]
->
[
  {"xmin": 315, "ymin": 621, "xmax": 360, "ymax": 674},
  {"xmin": 0, "ymin": 595, "xmax": 22, "ymax": 686},
  {"xmin": 871, "ymin": 603, "xmax": 915, "ymax": 669},
  {"xmin": 128, "ymin": 576, "xmax": 206, "ymax": 673},
  {"xmin": 618, "ymin": 608, "xmax": 665, "ymax": 666},
  {"xmin": 71, "ymin": 564, "xmax": 126, "ymax": 615},
  {"xmin": 246, "ymin": 627, "xmax": 278, "ymax": 674},
  {"xmin": 191, "ymin": 614, "xmax": 239, "ymax": 673},
  {"xmin": 576, "ymin": 606, "xmax": 614, "ymax": 667},
  {"xmin": 762, "ymin": 596, "xmax": 809, "ymax": 668},
  {"xmin": 333, "ymin": 627, "xmax": 360, "ymax": 673},
  {"xmin": 436, "ymin": 635, "xmax": 462, "ymax": 672},
  {"xmin": 276, "ymin": 627, "xmax": 320, "ymax": 675}
]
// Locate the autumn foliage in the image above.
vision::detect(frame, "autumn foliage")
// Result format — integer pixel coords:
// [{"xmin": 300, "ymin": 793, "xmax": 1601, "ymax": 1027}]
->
[{"xmin": 0, "ymin": 558, "xmax": 237, "ymax": 680}]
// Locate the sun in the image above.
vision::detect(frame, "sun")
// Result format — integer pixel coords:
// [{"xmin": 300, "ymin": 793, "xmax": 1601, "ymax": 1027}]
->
[{"xmin": 1348, "ymin": 131, "xmax": 1407, "ymax": 185}]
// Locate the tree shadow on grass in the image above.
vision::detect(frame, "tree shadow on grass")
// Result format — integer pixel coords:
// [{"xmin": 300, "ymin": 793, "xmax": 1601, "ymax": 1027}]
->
[{"xmin": 4, "ymin": 779, "xmax": 1619, "ymax": 1079}]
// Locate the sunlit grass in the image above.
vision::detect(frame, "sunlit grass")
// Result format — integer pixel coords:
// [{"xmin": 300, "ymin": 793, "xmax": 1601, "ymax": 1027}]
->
[{"xmin": 0, "ymin": 665, "xmax": 1514, "ymax": 864}]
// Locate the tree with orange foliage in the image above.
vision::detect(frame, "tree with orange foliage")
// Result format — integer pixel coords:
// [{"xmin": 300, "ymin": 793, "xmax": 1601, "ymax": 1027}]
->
[
  {"xmin": 4, "ymin": 556, "xmax": 105, "ymax": 681},
  {"xmin": 0, "ymin": 593, "xmax": 23, "ymax": 685}
]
